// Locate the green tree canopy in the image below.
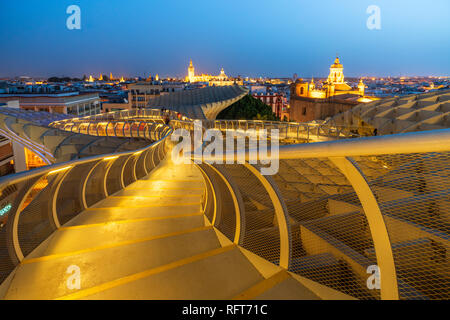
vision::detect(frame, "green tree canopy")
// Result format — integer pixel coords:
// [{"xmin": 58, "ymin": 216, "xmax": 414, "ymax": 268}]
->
[{"xmin": 216, "ymin": 94, "xmax": 279, "ymax": 121}]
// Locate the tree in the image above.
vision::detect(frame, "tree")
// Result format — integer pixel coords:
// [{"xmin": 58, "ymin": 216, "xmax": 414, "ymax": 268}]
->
[{"xmin": 216, "ymin": 94, "xmax": 279, "ymax": 121}]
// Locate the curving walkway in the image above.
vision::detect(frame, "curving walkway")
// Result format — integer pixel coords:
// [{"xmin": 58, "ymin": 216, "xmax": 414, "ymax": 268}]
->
[{"xmin": 2, "ymin": 157, "xmax": 327, "ymax": 300}]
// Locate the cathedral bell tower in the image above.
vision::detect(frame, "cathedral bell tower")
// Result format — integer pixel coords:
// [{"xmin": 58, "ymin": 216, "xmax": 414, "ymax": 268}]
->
[
  {"xmin": 327, "ymin": 56, "xmax": 345, "ymax": 84},
  {"xmin": 188, "ymin": 59, "xmax": 195, "ymax": 83}
]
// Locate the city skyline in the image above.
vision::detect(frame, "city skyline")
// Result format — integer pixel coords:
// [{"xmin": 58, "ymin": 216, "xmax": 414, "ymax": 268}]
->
[
  {"xmin": 1, "ymin": 0, "xmax": 450, "ymax": 78},
  {"xmin": 3, "ymin": 56, "xmax": 450, "ymax": 81},
  {"xmin": 0, "ymin": 0, "xmax": 448, "ymax": 304}
]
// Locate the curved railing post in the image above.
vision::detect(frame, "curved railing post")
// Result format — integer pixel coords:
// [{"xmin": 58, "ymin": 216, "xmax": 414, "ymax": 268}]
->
[
  {"xmin": 330, "ymin": 156, "xmax": 399, "ymax": 300},
  {"xmin": 155, "ymin": 142, "xmax": 162, "ymax": 162},
  {"xmin": 152, "ymin": 144, "xmax": 162, "ymax": 167},
  {"xmin": 132, "ymin": 151, "xmax": 143, "ymax": 181},
  {"xmin": 195, "ymin": 164, "xmax": 218, "ymax": 224},
  {"xmin": 205, "ymin": 164, "xmax": 245, "ymax": 245},
  {"xmin": 120, "ymin": 154, "xmax": 134, "ymax": 189},
  {"xmin": 243, "ymin": 163, "xmax": 292, "ymax": 270},
  {"xmin": 141, "ymin": 149, "xmax": 150, "ymax": 176},
  {"xmin": 6, "ymin": 175, "xmax": 43, "ymax": 263},
  {"xmin": 103, "ymin": 156, "xmax": 118, "ymax": 197},
  {"xmin": 149, "ymin": 146, "xmax": 157, "ymax": 169},
  {"xmin": 51, "ymin": 168, "xmax": 74, "ymax": 229},
  {"xmin": 81, "ymin": 160, "xmax": 102, "ymax": 209},
  {"xmin": 158, "ymin": 141, "xmax": 166, "ymax": 161}
]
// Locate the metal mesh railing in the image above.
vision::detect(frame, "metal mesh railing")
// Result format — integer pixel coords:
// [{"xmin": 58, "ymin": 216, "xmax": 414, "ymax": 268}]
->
[
  {"xmin": 354, "ymin": 152, "xmax": 450, "ymax": 300},
  {"xmin": 56, "ymin": 110, "xmax": 446, "ymax": 300},
  {"xmin": 217, "ymin": 164, "xmax": 281, "ymax": 265},
  {"xmin": 122, "ymin": 155, "xmax": 136, "ymax": 187},
  {"xmin": 85, "ymin": 160, "xmax": 109, "ymax": 207},
  {"xmin": 0, "ymin": 178, "xmax": 41, "ymax": 283},
  {"xmin": 270, "ymin": 157, "xmax": 379, "ymax": 299},
  {"xmin": 17, "ymin": 175, "xmax": 58, "ymax": 257},
  {"xmin": 200, "ymin": 120, "xmax": 361, "ymax": 142},
  {"xmin": 200, "ymin": 164, "xmax": 237, "ymax": 242},
  {"xmin": 0, "ymin": 121, "xmax": 171, "ymax": 287},
  {"xmin": 56, "ymin": 162, "xmax": 95, "ymax": 225},
  {"xmin": 1, "ymin": 105, "xmax": 449, "ymax": 300},
  {"xmin": 198, "ymin": 128, "xmax": 449, "ymax": 300}
]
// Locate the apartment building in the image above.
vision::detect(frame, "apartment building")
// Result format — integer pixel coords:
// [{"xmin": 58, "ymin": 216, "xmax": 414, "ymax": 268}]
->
[{"xmin": 0, "ymin": 92, "xmax": 101, "ymax": 116}]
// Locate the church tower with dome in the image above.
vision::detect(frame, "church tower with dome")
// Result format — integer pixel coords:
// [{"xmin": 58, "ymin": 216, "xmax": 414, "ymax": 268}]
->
[
  {"xmin": 292, "ymin": 56, "xmax": 368, "ymax": 99},
  {"xmin": 289, "ymin": 56, "xmax": 377, "ymax": 122},
  {"xmin": 188, "ymin": 59, "xmax": 195, "ymax": 83},
  {"xmin": 327, "ymin": 57, "xmax": 345, "ymax": 84}
]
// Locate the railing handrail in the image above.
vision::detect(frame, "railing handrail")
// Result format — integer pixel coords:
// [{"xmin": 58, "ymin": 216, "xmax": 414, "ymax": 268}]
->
[
  {"xmin": 13, "ymin": 110, "xmax": 447, "ymax": 188},
  {"xmin": 197, "ymin": 128, "xmax": 450, "ymax": 162},
  {"xmin": 53, "ymin": 113, "xmax": 361, "ymax": 132},
  {"xmin": 49, "ymin": 108, "xmax": 188, "ymax": 126},
  {"xmin": 204, "ymin": 119, "xmax": 359, "ymax": 128},
  {"xmin": 0, "ymin": 125, "xmax": 172, "ymax": 190},
  {"xmin": 6, "ymin": 111, "xmax": 446, "ymax": 189},
  {"xmin": 276, "ymin": 128, "xmax": 450, "ymax": 158}
]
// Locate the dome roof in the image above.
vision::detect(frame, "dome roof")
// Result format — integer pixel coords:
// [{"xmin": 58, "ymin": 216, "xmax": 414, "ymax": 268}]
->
[{"xmin": 331, "ymin": 57, "xmax": 343, "ymax": 68}]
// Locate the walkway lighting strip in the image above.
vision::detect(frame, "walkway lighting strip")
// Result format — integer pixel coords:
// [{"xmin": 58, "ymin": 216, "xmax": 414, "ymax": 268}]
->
[
  {"xmin": 103, "ymin": 156, "xmax": 119, "ymax": 161},
  {"xmin": 48, "ymin": 166, "xmax": 72, "ymax": 175}
]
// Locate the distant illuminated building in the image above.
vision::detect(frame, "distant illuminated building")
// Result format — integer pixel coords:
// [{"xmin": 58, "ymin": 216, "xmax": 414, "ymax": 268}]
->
[
  {"xmin": 187, "ymin": 60, "xmax": 195, "ymax": 82},
  {"xmin": 289, "ymin": 56, "xmax": 378, "ymax": 122},
  {"xmin": 293, "ymin": 57, "xmax": 372, "ymax": 101},
  {"xmin": 0, "ymin": 93, "xmax": 101, "ymax": 115},
  {"xmin": 252, "ymin": 92, "xmax": 289, "ymax": 120},
  {"xmin": 122, "ymin": 82, "xmax": 184, "ymax": 110},
  {"xmin": 186, "ymin": 59, "xmax": 242, "ymax": 86}
]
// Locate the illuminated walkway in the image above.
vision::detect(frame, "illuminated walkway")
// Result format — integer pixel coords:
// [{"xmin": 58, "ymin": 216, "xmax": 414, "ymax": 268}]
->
[
  {"xmin": 1, "ymin": 90, "xmax": 449, "ymax": 300},
  {"xmin": 2, "ymin": 158, "xmax": 331, "ymax": 300}
]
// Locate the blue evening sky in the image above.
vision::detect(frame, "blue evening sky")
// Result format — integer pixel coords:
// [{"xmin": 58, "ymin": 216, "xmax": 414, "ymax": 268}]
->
[{"xmin": 0, "ymin": 0, "xmax": 449, "ymax": 78}]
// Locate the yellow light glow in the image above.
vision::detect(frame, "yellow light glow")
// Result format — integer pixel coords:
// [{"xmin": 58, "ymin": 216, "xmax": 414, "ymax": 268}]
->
[
  {"xmin": 24, "ymin": 147, "xmax": 46, "ymax": 170},
  {"xmin": 357, "ymin": 97, "xmax": 374, "ymax": 103},
  {"xmin": 103, "ymin": 156, "xmax": 119, "ymax": 161},
  {"xmin": 134, "ymin": 151, "xmax": 143, "ymax": 156},
  {"xmin": 48, "ymin": 166, "xmax": 72, "ymax": 175},
  {"xmin": 309, "ymin": 91, "xmax": 326, "ymax": 99}
]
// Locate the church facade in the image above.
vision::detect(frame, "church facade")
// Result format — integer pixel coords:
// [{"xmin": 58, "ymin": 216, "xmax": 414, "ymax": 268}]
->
[
  {"xmin": 289, "ymin": 57, "xmax": 377, "ymax": 122},
  {"xmin": 292, "ymin": 57, "xmax": 367, "ymax": 100}
]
